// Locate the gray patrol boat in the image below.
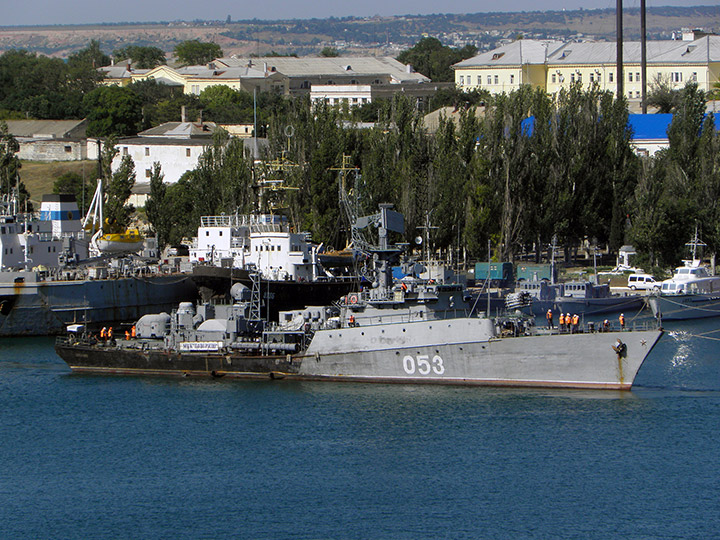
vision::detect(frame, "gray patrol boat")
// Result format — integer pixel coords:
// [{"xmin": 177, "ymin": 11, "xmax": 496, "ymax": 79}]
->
[{"xmin": 55, "ymin": 205, "xmax": 663, "ymax": 390}]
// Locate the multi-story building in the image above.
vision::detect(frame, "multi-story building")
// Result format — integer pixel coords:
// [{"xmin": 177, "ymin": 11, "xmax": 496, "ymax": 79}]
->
[
  {"xmin": 100, "ymin": 60, "xmax": 288, "ymax": 95},
  {"xmin": 453, "ymin": 35, "xmax": 720, "ymax": 99},
  {"xmin": 213, "ymin": 56, "xmax": 430, "ymax": 96}
]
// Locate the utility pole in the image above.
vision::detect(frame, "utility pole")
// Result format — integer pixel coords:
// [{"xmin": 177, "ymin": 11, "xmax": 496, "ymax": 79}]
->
[
  {"xmin": 616, "ymin": 0, "xmax": 624, "ymax": 99},
  {"xmin": 641, "ymin": 0, "xmax": 648, "ymax": 113}
]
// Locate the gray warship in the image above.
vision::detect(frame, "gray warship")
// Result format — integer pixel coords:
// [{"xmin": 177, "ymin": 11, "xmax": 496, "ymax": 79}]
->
[
  {"xmin": 1, "ymin": 193, "xmax": 196, "ymax": 336},
  {"xmin": 55, "ymin": 204, "xmax": 663, "ymax": 390}
]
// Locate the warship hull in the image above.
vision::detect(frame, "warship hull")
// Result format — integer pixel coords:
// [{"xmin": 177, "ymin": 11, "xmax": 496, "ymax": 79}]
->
[
  {"xmin": 1, "ymin": 274, "xmax": 197, "ymax": 336},
  {"xmin": 648, "ymin": 294, "xmax": 720, "ymax": 320},
  {"xmin": 55, "ymin": 318, "xmax": 662, "ymax": 390}
]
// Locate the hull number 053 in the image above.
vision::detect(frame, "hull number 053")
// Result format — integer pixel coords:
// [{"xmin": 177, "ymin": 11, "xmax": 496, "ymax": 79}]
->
[{"xmin": 402, "ymin": 355, "xmax": 445, "ymax": 375}]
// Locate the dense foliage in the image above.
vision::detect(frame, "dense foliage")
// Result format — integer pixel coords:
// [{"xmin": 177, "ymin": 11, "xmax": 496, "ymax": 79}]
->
[
  {"xmin": 397, "ymin": 37, "xmax": 477, "ymax": 82},
  {"xmin": 173, "ymin": 40, "xmax": 223, "ymax": 66},
  {"xmin": 113, "ymin": 46, "xmax": 166, "ymax": 69}
]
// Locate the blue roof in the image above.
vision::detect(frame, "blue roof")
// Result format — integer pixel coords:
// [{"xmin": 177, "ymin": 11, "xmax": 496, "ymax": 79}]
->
[
  {"xmin": 628, "ymin": 114, "xmax": 672, "ymax": 140},
  {"xmin": 519, "ymin": 113, "xmax": 718, "ymax": 141}
]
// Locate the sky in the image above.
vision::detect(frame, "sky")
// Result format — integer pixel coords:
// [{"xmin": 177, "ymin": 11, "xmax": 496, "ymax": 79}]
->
[{"xmin": 0, "ymin": 0, "xmax": 712, "ymax": 26}]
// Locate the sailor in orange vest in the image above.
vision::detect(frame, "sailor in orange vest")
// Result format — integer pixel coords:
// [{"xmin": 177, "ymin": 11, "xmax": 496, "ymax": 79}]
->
[
  {"xmin": 349, "ymin": 314, "xmax": 356, "ymax": 327},
  {"xmin": 125, "ymin": 330, "xmax": 130, "ymax": 340},
  {"xmin": 572, "ymin": 314, "xmax": 580, "ymax": 333},
  {"xmin": 619, "ymin": 313, "xmax": 625, "ymax": 330},
  {"xmin": 100, "ymin": 327, "xmax": 107, "ymax": 340},
  {"xmin": 131, "ymin": 325, "xmax": 136, "ymax": 338},
  {"xmin": 566, "ymin": 314, "xmax": 572, "ymax": 333},
  {"xmin": 546, "ymin": 309, "xmax": 554, "ymax": 329},
  {"xmin": 558, "ymin": 312, "xmax": 565, "ymax": 331},
  {"xmin": 108, "ymin": 327, "xmax": 113, "ymax": 341}
]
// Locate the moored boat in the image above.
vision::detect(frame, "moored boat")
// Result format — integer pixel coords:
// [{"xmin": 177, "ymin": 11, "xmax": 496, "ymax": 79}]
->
[
  {"xmin": 54, "ymin": 278, "xmax": 662, "ymax": 390},
  {"xmin": 55, "ymin": 204, "xmax": 662, "ymax": 390},
  {"xmin": 648, "ymin": 230, "xmax": 720, "ymax": 321}
]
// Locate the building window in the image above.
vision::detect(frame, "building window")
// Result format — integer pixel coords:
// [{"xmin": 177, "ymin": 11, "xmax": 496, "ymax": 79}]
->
[
  {"xmin": 609, "ymin": 72, "xmax": 614, "ymax": 82},
  {"xmin": 552, "ymin": 74, "xmax": 556, "ymax": 83},
  {"xmin": 64, "ymin": 145, "xmax": 72, "ymax": 153},
  {"xmin": 191, "ymin": 85, "xmax": 200, "ymax": 94},
  {"xmin": 636, "ymin": 72, "xmax": 640, "ymax": 81},
  {"xmin": 590, "ymin": 73, "xmax": 594, "ymax": 82},
  {"xmin": 628, "ymin": 91, "xmax": 633, "ymax": 98},
  {"xmin": 186, "ymin": 148, "xmax": 191, "ymax": 157},
  {"xmin": 571, "ymin": 73, "xmax": 575, "ymax": 83},
  {"xmin": 477, "ymin": 75, "xmax": 481, "ymax": 85},
  {"xmin": 636, "ymin": 91, "xmax": 641, "ymax": 98},
  {"xmin": 145, "ymin": 147, "xmax": 150, "ymax": 156},
  {"xmin": 459, "ymin": 75, "xmax": 465, "ymax": 85},
  {"xmin": 577, "ymin": 73, "xmax": 582, "ymax": 82},
  {"xmin": 628, "ymin": 72, "xmax": 633, "ymax": 82},
  {"xmin": 145, "ymin": 169, "xmax": 151, "ymax": 178},
  {"xmin": 494, "ymin": 75, "xmax": 498, "ymax": 85},
  {"xmin": 487, "ymin": 75, "xmax": 492, "ymax": 85},
  {"xmin": 691, "ymin": 72, "xmax": 698, "ymax": 81},
  {"xmin": 510, "ymin": 74, "xmax": 514, "ymax": 84},
  {"xmin": 122, "ymin": 147, "xmax": 128, "ymax": 155}
]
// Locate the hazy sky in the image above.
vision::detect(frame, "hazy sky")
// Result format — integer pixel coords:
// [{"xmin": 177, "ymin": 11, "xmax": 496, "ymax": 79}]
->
[{"xmin": 1, "ymin": 0, "xmax": 711, "ymax": 26}]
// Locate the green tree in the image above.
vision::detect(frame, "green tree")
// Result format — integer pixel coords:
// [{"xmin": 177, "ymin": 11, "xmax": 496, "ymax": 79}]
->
[
  {"xmin": 0, "ymin": 120, "xmax": 31, "ymax": 210},
  {"xmin": 53, "ymin": 172, "xmax": 91, "ymax": 215},
  {"xmin": 113, "ymin": 46, "xmax": 166, "ymax": 69},
  {"xmin": 83, "ymin": 85, "xmax": 143, "ymax": 136},
  {"xmin": 144, "ymin": 162, "xmax": 171, "ymax": 249},
  {"xmin": 0, "ymin": 50, "xmax": 84, "ymax": 118},
  {"xmin": 67, "ymin": 40, "xmax": 111, "ymax": 94},
  {"xmin": 646, "ymin": 73, "xmax": 681, "ymax": 113},
  {"xmin": 397, "ymin": 37, "xmax": 477, "ymax": 82},
  {"xmin": 174, "ymin": 40, "xmax": 223, "ymax": 66},
  {"xmin": 320, "ymin": 47, "xmax": 339, "ymax": 57}
]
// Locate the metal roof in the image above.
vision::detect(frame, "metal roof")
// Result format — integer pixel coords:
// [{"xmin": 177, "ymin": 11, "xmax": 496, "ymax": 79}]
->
[
  {"xmin": 454, "ymin": 40, "xmax": 563, "ymax": 68},
  {"xmin": 136, "ymin": 122, "xmax": 219, "ymax": 138},
  {"xmin": 215, "ymin": 56, "xmax": 429, "ymax": 82},
  {"xmin": 455, "ymin": 36, "xmax": 720, "ymax": 68},
  {"xmin": 5, "ymin": 119, "xmax": 87, "ymax": 138}
]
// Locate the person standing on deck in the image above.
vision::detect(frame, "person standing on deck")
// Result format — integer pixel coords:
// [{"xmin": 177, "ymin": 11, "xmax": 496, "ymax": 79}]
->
[
  {"xmin": 546, "ymin": 309, "xmax": 554, "ymax": 329},
  {"xmin": 619, "ymin": 313, "xmax": 625, "ymax": 331}
]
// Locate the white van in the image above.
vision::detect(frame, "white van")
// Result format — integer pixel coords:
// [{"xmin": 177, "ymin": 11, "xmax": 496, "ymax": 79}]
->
[{"xmin": 627, "ymin": 273, "xmax": 657, "ymax": 290}]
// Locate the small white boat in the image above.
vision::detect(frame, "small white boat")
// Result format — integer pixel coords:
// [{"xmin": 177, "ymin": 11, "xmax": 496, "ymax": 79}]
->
[{"xmin": 648, "ymin": 230, "xmax": 720, "ymax": 320}]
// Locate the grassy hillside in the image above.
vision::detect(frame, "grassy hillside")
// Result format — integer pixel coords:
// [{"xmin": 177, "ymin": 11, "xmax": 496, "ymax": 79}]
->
[{"xmin": 20, "ymin": 160, "xmax": 97, "ymax": 206}]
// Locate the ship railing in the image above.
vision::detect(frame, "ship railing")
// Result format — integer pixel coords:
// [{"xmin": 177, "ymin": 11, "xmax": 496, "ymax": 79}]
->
[{"xmin": 545, "ymin": 319, "xmax": 660, "ymax": 335}]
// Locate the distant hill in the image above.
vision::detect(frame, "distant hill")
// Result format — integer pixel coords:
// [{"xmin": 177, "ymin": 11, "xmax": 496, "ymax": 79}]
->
[{"xmin": 0, "ymin": 6, "xmax": 718, "ymax": 59}]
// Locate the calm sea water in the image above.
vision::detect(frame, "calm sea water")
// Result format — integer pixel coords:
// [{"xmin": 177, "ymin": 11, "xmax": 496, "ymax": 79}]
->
[{"xmin": 1, "ymin": 320, "xmax": 719, "ymax": 539}]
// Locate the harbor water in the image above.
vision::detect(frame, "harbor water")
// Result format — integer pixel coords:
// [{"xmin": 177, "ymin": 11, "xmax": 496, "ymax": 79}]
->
[{"xmin": 1, "ymin": 319, "xmax": 719, "ymax": 539}]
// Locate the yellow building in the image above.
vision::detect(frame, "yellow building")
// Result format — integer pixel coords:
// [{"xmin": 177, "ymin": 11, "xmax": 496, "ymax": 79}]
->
[
  {"xmin": 454, "ymin": 36, "xmax": 720, "ymax": 99},
  {"xmin": 99, "ymin": 60, "xmax": 288, "ymax": 95}
]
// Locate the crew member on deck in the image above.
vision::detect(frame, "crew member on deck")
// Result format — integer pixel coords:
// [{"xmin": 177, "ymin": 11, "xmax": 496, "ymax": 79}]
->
[
  {"xmin": 559, "ymin": 312, "xmax": 565, "ymax": 332},
  {"xmin": 619, "ymin": 313, "xmax": 625, "ymax": 330},
  {"xmin": 100, "ymin": 327, "xmax": 107, "ymax": 340},
  {"xmin": 546, "ymin": 309, "xmax": 554, "ymax": 329}
]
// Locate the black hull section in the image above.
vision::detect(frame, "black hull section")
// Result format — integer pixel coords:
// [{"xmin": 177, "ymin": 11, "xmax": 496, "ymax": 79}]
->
[
  {"xmin": 55, "ymin": 342, "xmax": 297, "ymax": 378},
  {"xmin": 192, "ymin": 265, "xmax": 358, "ymax": 321}
]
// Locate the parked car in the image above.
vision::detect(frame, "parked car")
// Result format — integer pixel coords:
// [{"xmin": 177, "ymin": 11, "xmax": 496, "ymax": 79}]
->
[{"xmin": 627, "ymin": 273, "xmax": 657, "ymax": 290}]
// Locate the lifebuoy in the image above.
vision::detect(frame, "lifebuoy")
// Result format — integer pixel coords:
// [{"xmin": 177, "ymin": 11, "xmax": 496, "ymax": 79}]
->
[{"xmin": 349, "ymin": 294, "xmax": 358, "ymax": 304}]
